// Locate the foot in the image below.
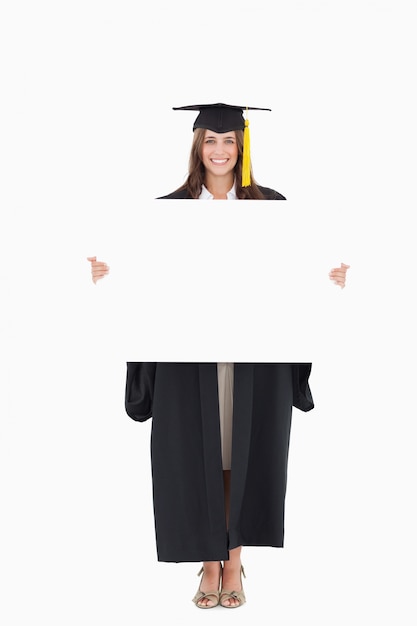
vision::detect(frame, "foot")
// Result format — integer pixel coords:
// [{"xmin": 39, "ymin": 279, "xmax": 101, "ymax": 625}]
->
[
  {"xmin": 194, "ymin": 562, "xmax": 222, "ymax": 608},
  {"xmin": 220, "ymin": 562, "xmax": 245, "ymax": 607}
]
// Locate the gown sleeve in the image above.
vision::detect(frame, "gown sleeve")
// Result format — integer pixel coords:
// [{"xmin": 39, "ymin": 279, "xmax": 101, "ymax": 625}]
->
[
  {"xmin": 125, "ymin": 362, "xmax": 157, "ymax": 421},
  {"xmin": 292, "ymin": 363, "xmax": 314, "ymax": 412}
]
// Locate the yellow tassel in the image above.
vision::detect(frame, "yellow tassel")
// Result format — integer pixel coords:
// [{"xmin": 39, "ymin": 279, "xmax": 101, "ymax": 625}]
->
[{"xmin": 242, "ymin": 116, "xmax": 251, "ymax": 187}]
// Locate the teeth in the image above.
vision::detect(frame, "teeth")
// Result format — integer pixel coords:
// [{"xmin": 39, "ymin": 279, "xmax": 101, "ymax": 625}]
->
[{"xmin": 212, "ymin": 159, "xmax": 227, "ymax": 164}]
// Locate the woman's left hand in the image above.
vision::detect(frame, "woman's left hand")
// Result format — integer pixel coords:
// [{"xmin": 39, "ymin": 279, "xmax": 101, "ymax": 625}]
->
[{"xmin": 329, "ymin": 262, "xmax": 350, "ymax": 289}]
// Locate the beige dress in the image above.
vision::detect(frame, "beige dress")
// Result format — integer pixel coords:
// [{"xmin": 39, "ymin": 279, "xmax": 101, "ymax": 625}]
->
[{"xmin": 217, "ymin": 362, "xmax": 234, "ymax": 470}]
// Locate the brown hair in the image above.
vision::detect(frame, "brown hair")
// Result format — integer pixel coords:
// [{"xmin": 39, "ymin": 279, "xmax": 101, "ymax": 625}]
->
[{"xmin": 174, "ymin": 129, "xmax": 267, "ymax": 199}]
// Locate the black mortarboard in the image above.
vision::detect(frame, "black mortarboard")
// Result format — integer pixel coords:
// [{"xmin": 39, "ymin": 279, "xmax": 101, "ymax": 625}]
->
[
  {"xmin": 173, "ymin": 103, "xmax": 272, "ymax": 186},
  {"xmin": 173, "ymin": 102, "xmax": 271, "ymax": 133}
]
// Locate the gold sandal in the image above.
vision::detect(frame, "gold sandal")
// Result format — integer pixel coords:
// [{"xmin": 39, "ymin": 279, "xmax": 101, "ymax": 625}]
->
[
  {"xmin": 192, "ymin": 565, "xmax": 222, "ymax": 609},
  {"xmin": 220, "ymin": 565, "xmax": 246, "ymax": 608}
]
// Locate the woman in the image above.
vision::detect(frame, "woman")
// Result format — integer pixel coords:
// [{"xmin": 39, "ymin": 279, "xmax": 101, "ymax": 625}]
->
[{"xmin": 88, "ymin": 103, "xmax": 349, "ymax": 608}]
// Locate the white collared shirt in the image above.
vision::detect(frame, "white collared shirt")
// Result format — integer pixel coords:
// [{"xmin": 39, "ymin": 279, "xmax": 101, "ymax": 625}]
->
[{"xmin": 199, "ymin": 183, "xmax": 237, "ymax": 200}]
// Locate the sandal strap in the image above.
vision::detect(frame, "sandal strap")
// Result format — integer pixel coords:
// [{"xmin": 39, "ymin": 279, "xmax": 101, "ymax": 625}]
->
[
  {"xmin": 192, "ymin": 589, "xmax": 220, "ymax": 606},
  {"xmin": 220, "ymin": 589, "xmax": 246, "ymax": 605},
  {"xmin": 193, "ymin": 590, "xmax": 220, "ymax": 600}
]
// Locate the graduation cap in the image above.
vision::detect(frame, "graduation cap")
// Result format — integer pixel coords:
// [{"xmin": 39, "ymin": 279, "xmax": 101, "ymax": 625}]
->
[{"xmin": 173, "ymin": 103, "xmax": 271, "ymax": 187}]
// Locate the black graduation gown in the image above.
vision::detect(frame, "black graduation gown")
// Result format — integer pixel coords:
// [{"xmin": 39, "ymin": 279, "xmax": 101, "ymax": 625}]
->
[
  {"xmin": 157, "ymin": 185, "xmax": 286, "ymax": 200},
  {"xmin": 125, "ymin": 362, "xmax": 313, "ymax": 563}
]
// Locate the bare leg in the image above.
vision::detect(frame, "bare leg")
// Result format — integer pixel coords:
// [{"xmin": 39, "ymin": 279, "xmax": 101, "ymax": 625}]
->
[
  {"xmin": 197, "ymin": 560, "xmax": 222, "ymax": 607},
  {"xmin": 195, "ymin": 470, "xmax": 242, "ymax": 607},
  {"xmin": 221, "ymin": 470, "xmax": 244, "ymax": 607}
]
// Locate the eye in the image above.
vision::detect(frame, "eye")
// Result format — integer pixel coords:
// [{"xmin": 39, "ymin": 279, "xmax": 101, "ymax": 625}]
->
[
  {"xmin": 225, "ymin": 139, "xmax": 235, "ymax": 144},
  {"xmin": 205, "ymin": 139, "xmax": 215, "ymax": 144}
]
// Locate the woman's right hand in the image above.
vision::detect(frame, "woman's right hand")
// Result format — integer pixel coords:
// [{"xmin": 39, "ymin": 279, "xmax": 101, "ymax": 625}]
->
[
  {"xmin": 328, "ymin": 262, "xmax": 350, "ymax": 289},
  {"xmin": 87, "ymin": 256, "xmax": 109, "ymax": 284}
]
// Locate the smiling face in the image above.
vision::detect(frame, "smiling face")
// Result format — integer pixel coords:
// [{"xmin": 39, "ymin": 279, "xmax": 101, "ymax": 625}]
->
[{"xmin": 201, "ymin": 129, "xmax": 239, "ymax": 179}]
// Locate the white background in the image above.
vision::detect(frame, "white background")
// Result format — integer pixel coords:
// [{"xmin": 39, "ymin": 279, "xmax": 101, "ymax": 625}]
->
[{"xmin": 1, "ymin": 0, "xmax": 416, "ymax": 624}]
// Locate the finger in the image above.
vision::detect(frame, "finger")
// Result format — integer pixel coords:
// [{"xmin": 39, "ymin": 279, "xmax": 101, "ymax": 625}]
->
[
  {"xmin": 330, "ymin": 280, "xmax": 345, "ymax": 288},
  {"xmin": 87, "ymin": 256, "xmax": 97, "ymax": 262},
  {"xmin": 91, "ymin": 262, "xmax": 108, "ymax": 269},
  {"xmin": 91, "ymin": 269, "xmax": 109, "ymax": 278},
  {"xmin": 91, "ymin": 265, "xmax": 109, "ymax": 277},
  {"xmin": 329, "ymin": 264, "xmax": 350, "ymax": 274},
  {"xmin": 92, "ymin": 271, "xmax": 108, "ymax": 283},
  {"xmin": 91, "ymin": 262, "xmax": 109, "ymax": 271}
]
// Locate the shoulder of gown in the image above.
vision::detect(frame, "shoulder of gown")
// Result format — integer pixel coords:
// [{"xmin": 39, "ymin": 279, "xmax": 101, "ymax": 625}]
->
[
  {"xmin": 257, "ymin": 185, "xmax": 286, "ymax": 200},
  {"xmin": 156, "ymin": 188, "xmax": 191, "ymax": 199}
]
